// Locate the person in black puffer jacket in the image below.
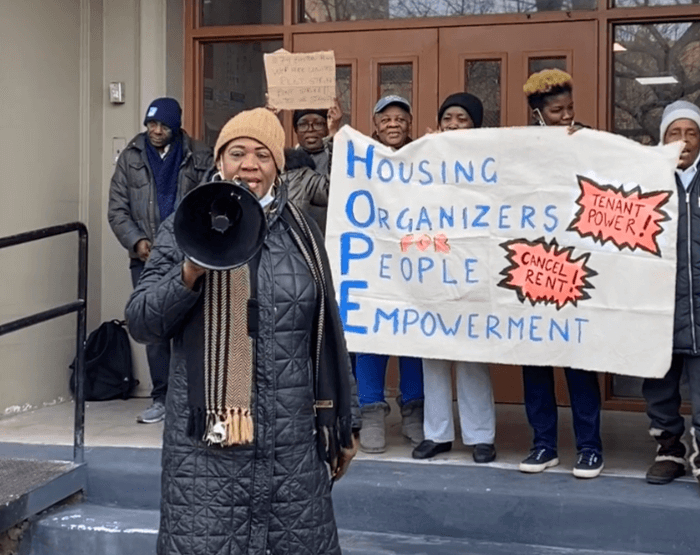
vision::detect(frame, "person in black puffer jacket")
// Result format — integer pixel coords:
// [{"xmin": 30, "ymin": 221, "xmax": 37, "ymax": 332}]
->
[
  {"xmin": 283, "ymin": 147, "xmax": 330, "ymax": 234},
  {"xmin": 108, "ymin": 97, "xmax": 212, "ymax": 424},
  {"xmin": 642, "ymin": 100, "xmax": 700, "ymax": 489},
  {"xmin": 126, "ymin": 107, "xmax": 360, "ymax": 555}
]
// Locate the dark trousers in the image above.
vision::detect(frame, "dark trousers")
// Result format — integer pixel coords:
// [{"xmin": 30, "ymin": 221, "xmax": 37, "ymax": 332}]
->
[
  {"xmin": 643, "ymin": 353, "xmax": 700, "ymax": 438},
  {"xmin": 522, "ymin": 366, "xmax": 602, "ymax": 454},
  {"xmin": 130, "ymin": 259, "xmax": 170, "ymax": 403}
]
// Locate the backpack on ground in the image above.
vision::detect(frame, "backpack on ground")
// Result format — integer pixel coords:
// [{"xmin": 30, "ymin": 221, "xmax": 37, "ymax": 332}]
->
[{"xmin": 70, "ymin": 319, "xmax": 137, "ymax": 401}]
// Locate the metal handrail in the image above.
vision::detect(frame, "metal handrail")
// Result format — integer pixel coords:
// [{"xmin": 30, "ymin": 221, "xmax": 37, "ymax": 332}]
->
[{"xmin": 0, "ymin": 223, "xmax": 88, "ymax": 464}]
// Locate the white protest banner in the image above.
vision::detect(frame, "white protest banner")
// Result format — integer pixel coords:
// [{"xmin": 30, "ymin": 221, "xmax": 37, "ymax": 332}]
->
[
  {"xmin": 263, "ymin": 49, "xmax": 335, "ymax": 110},
  {"xmin": 326, "ymin": 126, "xmax": 682, "ymax": 378}
]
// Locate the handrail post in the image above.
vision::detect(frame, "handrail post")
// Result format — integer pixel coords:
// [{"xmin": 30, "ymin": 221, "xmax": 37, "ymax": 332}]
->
[{"xmin": 73, "ymin": 226, "xmax": 88, "ymax": 464}]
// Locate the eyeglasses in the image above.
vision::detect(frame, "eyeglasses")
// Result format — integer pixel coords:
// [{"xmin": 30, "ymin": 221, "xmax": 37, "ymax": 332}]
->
[
  {"xmin": 147, "ymin": 121, "xmax": 171, "ymax": 133},
  {"xmin": 297, "ymin": 121, "xmax": 327, "ymax": 132}
]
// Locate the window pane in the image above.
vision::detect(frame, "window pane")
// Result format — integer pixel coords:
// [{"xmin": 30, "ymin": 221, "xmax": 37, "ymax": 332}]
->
[
  {"xmin": 613, "ymin": 22, "xmax": 700, "ymax": 145},
  {"xmin": 378, "ymin": 63, "xmax": 413, "ymax": 105},
  {"xmin": 465, "ymin": 60, "xmax": 501, "ymax": 128},
  {"xmin": 611, "ymin": 374, "xmax": 691, "ymax": 400},
  {"xmin": 336, "ymin": 65, "xmax": 352, "ymax": 128},
  {"xmin": 614, "ymin": 0, "xmax": 695, "ymax": 7},
  {"xmin": 610, "ymin": 376, "xmax": 643, "ymax": 399},
  {"xmin": 610, "ymin": 24, "xmax": 699, "ymax": 401},
  {"xmin": 300, "ymin": 0, "xmax": 595, "ymax": 22},
  {"xmin": 201, "ymin": 0, "xmax": 282, "ymax": 26},
  {"xmin": 529, "ymin": 57, "xmax": 567, "ymax": 76},
  {"xmin": 202, "ymin": 40, "xmax": 283, "ymax": 147}
]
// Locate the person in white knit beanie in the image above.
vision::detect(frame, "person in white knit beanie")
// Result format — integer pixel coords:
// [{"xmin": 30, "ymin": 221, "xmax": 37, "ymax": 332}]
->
[{"xmin": 642, "ymin": 98, "xmax": 700, "ymax": 489}]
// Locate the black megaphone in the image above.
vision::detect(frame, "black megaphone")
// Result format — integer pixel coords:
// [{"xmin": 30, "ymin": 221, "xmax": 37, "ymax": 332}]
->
[{"xmin": 173, "ymin": 179, "xmax": 268, "ymax": 270}]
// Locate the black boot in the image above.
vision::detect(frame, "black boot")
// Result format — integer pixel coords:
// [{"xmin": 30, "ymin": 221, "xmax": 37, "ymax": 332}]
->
[
  {"xmin": 646, "ymin": 429, "xmax": 687, "ymax": 485},
  {"xmin": 691, "ymin": 428, "xmax": 700, "ymax": 488}
]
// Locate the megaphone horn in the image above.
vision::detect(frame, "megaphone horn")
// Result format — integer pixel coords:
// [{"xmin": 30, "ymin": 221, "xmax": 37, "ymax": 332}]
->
[{"xmin": 174, "ymin": 179, "xmax": 268, "ymax": 271}]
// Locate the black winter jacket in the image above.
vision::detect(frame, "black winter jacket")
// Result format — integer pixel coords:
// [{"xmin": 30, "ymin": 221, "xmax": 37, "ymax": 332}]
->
[
  {"xmin": 108, "ymin": 131, "xmax": 212, "ymax": 258},
  {"xmin": 284, "ymin": 148, "xmax": 330, "ymax": 234},
  {"xmin": 301, "ymin": 136, "xmax": 333, "ymax": 177},
  {"xmin": 125, "ymin": 197, "xmax": 359, "ymax": 554},
  {"xmin": 673, "ymin": 159, "xmax": 700, "ymax": 354}
]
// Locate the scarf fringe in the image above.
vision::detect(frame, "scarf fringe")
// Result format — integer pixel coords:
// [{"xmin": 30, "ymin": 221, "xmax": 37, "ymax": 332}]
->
[
  {"xmin": 317, "ymin": 416, "xmax": 354, "ymax": 465},
  {"xmin": 200, "ymin": 408, "xmax": 254, "ymax": 447}
]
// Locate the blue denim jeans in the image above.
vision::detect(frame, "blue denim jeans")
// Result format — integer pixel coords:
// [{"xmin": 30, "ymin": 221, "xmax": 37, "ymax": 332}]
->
[
  {"xmin": 356, "ymin": 354, "xmax": 423, "ymax": 407},
  {"xmin": 130, "ymin": 259, "xmax": 170, "ymax": 403},
  {"xmin": 522, "ymin": 365, "xmax": 602, "ymax": 454}
]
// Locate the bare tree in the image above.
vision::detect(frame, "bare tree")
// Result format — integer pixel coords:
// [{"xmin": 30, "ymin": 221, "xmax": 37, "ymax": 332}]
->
[
  {"xmin": 614, "ymin": 22, "xmax": 700, "ymax": 144},
  {"xmin": 302, "ymin": 0, "xmax": 601, "ymax": 19}
]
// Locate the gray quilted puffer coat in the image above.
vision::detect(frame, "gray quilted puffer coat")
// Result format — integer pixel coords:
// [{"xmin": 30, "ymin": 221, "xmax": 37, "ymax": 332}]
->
[
  {"xmin": 108, "ymin": 131, "xmax": 212, "ymax": 258},
  {"xmin": 125, "ymin": 205, "xmax": 359, "ymax": 555}
]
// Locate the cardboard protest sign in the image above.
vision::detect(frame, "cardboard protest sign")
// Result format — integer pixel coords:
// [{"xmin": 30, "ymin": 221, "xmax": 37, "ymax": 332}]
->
[
  {"xmin": 326, "ymin": 126, "xmax": 682, "ymax": 378},
  {"xmin": 263, "ymin": 49, "xmax": 335, "ymax": 110}
]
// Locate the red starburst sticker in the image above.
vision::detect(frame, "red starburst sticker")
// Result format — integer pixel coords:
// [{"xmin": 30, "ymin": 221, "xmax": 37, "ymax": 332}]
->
[
  {"xmin": 499, "ymin": 238, "xmax": 596, "ymax": 309},
  {"xmin": 567, "ymin": 176, "xmax": 671, "ymax": 256}
]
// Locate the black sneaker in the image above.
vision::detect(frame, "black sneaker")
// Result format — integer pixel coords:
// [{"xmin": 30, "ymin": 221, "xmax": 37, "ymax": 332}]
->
[
  {"xmin": 519, "ymin": 447, "xmax": 559, "ymax": 473},
  {"xmin": 573, "ymin": 449, "xmax": 604, "ymax": 478}
]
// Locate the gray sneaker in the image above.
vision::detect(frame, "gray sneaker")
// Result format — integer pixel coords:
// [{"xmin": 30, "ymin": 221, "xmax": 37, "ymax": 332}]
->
[{"xmin": 137, "ymin": 401, "xmax": 165, "ymax": 424}]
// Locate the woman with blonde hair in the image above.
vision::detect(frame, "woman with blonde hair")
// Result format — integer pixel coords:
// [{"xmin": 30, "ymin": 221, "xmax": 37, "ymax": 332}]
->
[{"xmin": 519, "ymin": 69, "xmax": 603, "ymax": 479}]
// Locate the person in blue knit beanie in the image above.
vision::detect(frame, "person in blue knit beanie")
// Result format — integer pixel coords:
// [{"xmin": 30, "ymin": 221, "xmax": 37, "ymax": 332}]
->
[{"xmin": 108, "ymin": 97, "xmax": 213, "ymax": 424}]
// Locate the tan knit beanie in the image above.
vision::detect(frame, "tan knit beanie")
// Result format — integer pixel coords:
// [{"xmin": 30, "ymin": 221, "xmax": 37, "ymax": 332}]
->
[{"xmin": 214, "ymin": 108, "xmax": 286, "ymax": 170}]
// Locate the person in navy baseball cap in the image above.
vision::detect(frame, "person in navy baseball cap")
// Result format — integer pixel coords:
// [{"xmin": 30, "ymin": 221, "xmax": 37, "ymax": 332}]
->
[
  {"xmin": 373, "ymin": 94, "xmax": 412, "ymax": 116},
  {"xmin": 372, "ymin": 94, "xmax": 412, "ymax": 150},
  {"xmin": 357, "ymin": 94, "xmax": 422, "ymax": 454}
]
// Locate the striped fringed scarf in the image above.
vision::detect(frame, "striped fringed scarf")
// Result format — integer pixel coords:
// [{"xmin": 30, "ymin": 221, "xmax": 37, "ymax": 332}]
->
[{"xmin": 202, "ymin": 266, "xmax": 254, "ymax": 446}]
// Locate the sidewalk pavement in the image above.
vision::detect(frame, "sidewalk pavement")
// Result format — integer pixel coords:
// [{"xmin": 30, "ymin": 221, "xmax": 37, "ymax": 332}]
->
[{"xmin": 1, "ymin": 397, "xmax": 694, "ymax": 482}]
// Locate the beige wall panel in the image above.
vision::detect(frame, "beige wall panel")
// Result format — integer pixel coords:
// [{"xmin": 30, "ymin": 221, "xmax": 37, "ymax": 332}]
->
[
  {"xmin": 101, "ymin": 0, "xmax": 168, "ymax": 398},
  {"xmin": 0, "ymin": 1, "xmax": 82, "ymax": 414}
]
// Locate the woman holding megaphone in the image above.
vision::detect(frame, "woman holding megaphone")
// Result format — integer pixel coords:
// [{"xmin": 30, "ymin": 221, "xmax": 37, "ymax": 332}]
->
[{"xmin": 126, "ymin": 108, "xmax": 360, "ymax": 555}]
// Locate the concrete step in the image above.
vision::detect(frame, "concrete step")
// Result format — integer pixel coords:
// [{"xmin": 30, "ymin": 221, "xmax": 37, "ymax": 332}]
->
[
  {"xmin": 17, "ymin": 504, "xmax": 157, "ymax": 555},
  {"xmin": 3, "ymin": 443, "xmax": 699, "ymax": 555},
  {"xmin": 333, "ymin": 460, "xmax": 700, "ymax": 555},
  {"xmin": 17, "ymin": 504, "xmax": 662, "ymax": 555},
  {"xmin": 339, "ymin": 530, "xmax": 663, "ymax": 555},
  {"xmin": 0, "ymin": 444, "xmax": 160, "ymax": 510}
]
